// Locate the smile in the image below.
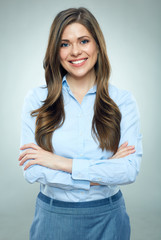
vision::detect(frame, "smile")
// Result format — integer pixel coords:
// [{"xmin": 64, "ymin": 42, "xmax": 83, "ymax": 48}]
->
[{"xmin": 69, "ymin": 58, "xmax": 87, "ymax": 65}]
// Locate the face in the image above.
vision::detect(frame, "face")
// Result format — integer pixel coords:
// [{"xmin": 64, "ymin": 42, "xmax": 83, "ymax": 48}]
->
[{"xmin": 59, "ymin": 23, "xmax": 98, "ymax": 80}]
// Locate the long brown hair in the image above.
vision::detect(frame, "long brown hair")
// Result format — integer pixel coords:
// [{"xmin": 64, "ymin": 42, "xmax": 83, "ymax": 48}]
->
[{"xmin": 31, "ymin": 7, "xmax": 121, "ymax": 153}]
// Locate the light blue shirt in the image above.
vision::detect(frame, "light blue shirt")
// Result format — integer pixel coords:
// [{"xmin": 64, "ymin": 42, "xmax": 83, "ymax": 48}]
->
[{"xmin": 20, "ymin": 75, "xmax": 143, "ymax": 202}]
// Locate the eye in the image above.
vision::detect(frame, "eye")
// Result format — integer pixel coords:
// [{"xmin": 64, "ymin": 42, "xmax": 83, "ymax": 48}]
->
[
  {"xmin": 81, "ymin": 39, "xmax": 89, "ymax": 44},
  {"xmin": 60, "ymin": 42, "xmax": 69, "ymax": 47}
]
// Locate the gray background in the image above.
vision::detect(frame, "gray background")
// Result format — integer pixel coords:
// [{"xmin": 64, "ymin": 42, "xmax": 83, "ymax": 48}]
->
[{"xmin": 0, "ymin": 0, "xmax": 160, "ymax": 239}]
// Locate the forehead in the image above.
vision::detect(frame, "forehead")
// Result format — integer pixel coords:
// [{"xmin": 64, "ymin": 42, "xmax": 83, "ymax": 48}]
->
[{"xmin": 61, "ymin": 23, "xmax": 92, "ymax": 39}]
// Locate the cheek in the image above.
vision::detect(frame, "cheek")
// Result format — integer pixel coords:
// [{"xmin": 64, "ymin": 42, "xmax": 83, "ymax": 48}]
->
[
  {"xmin": 59, "ymin": 49, "xmax": 68, "ymax": 61},
  {"xmin": 87, "ymin": 44, "xmax": 98, "ymax": 60}
]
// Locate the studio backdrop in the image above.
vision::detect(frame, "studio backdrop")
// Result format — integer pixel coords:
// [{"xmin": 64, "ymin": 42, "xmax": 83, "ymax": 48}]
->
[{"xmin": 0, "ymin": 0, "xmax": 160, "ymax": 239}]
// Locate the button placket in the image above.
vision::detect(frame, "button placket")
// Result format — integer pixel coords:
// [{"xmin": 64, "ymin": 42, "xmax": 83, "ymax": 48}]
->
[{"xmin": 78, "ymin": 107, "xmax": 84, "ymax": 157}]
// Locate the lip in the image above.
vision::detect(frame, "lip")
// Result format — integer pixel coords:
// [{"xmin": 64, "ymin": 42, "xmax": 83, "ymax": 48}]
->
[{"xmin": 68, "ymin": 58, "xmax": 88, "ymax": 67}]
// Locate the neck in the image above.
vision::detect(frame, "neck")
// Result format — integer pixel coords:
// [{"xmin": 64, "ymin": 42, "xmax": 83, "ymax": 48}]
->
[{"xmin": 66, "ymin": 71, "xmax": 96, "ymax": 94}]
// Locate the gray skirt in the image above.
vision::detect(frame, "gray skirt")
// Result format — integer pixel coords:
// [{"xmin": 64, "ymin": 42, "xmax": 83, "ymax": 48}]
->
[{"xmin": 30, "ymin": 190, "xmax": 130, "ymax": 240}]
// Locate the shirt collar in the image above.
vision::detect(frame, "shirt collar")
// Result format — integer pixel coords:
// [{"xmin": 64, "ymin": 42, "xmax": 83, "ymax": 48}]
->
[
  {"xmin": 62, "ymin": 75, "xmax": 97, "ymax": 94},
  {"xmin": 62, "ymin": 75, "xmax": 69, "ymax": 89}
]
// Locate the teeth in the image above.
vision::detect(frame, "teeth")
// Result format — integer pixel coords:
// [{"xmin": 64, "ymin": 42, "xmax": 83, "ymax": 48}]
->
[{"xmin": 71, "ymin": 59, "xmax": 86, "ymax": 64}]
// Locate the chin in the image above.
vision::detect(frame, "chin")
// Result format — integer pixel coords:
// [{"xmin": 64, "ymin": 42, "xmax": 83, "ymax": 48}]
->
[
  {"xmin": 68, "ymin": 69, "xmax": 95, "ymax": 79},
  {"xmin": 70, "ymin": 73, "xmax": 89, "ymax": 79}
]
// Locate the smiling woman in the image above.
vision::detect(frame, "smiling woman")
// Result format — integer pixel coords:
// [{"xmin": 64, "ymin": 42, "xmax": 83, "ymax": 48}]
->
[{"xmin": 19, "ymin": 7, "xmax": 142, "ymax": 240}]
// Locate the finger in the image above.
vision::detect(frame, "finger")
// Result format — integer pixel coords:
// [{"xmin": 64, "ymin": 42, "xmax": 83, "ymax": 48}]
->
[
  {"xmin": 117, "ymin": 142, "xmax": 128, "ymax": 152},
  {"xmin": 120, "ymin": 141, "xmax": 128, "ymax": 148},
  {"xmin": 117, "ymin": 145, "xmax": 135, "ymax": 154},
  {"xmin": 90, "ymin": 182, "xmax": 100, "ymax": 186},
  {"xmin": 114, "ymin": 149, "xmax": 136, "ymax": 159},
  {"xmin": 24, "ymin": 159, "xmax": 48, "ymax": 170},
  {"xmin": 110, "ymin": 146, "xmax": 136, "ymax": 159},
  {"xmin": 19, "ymin": 154, "xmax": 37, "ymax": 166},
  {"xmin": 20, "ymin": 143, "xmax": 41, "ymax": 151},
  {"xmin": 24, "ymin": 160, "xmax": 39, "ymax": 170},
  {"xmin": 119, "ymin": 149, "xmax": 136, "ymax": 158},
  {"xmin": 18, "ymin": 149, "xmax": 37, "ymax": 161}
]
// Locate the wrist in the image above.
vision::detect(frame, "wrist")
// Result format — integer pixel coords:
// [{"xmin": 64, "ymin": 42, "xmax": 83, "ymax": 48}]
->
[{"xmin": 54, "ymin": 155, "xmax": 72, "ymax": 173}]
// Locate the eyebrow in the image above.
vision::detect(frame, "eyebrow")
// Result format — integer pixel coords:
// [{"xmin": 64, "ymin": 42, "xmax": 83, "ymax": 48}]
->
[{"xmin": 61, "ymin": 35, "xmax": 90, "ymax": 42}]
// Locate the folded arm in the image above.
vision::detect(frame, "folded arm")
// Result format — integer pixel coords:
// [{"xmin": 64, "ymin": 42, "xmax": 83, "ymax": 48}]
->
[
  {"xmin": 19, "ymin": 88, "xmax": 143, "ymax": 188},
  {"xmin": 19, "ymin": 89, "xmax": 90, "ymax": 190},
  {"xmin": 71, "ymin": 91, "xmax": 143, "ymax": 185}
]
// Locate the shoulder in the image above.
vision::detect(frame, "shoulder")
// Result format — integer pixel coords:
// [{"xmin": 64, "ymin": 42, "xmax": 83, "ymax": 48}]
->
[
  {"xmin": 108, "ymin": 83, "xmax": 140, "ymax": 121},
  {"xmin": 22, "ymin": 85, "xmax": 48, "ymax": 118},
  {"xmin": 108, "ymin": 83, "xmax": 137, "ymax": 110},
  {"xmin": 23, "ymin": 85, "xmax": 48, "ymax": 110}
]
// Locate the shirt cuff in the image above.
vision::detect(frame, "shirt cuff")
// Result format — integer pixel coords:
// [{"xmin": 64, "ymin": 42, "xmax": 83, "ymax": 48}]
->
[{"xmin": 72, "ymin": 158, "xmax": 90, "ymax": 181}]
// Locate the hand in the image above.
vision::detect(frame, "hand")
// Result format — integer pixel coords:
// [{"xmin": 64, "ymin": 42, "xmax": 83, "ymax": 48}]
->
[
  {"xmin": 19, "ymin": 143, "xmax": 57, "ymax": 170},
  {"xmin": 90, "ymin": 141, "xmax": 135, "ymax": 186},
  {"xmin": 110, "ymin": 141, "xmax": 136, "ymax": 159},
  {"xmin": 90, "ymin": 182, "xmax": 100, "ymax": 186},
  {"xmin": 19, "ymin": 143, "xmax": 72, "ymax": 172}
]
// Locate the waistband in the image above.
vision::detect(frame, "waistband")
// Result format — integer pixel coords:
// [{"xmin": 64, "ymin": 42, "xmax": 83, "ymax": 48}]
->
[{"xmin": 38, "ymin": 190, "xmax": 122, "ymax": 208}]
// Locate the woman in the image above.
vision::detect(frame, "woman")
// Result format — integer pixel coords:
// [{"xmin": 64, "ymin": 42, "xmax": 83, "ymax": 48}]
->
[{"xmin": 19, "ymin": 7, "xmax": 142, "ymax": 240}]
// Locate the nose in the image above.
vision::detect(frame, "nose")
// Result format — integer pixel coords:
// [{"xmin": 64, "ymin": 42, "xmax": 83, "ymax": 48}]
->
[{"xmin": 71, "ymin": 43, "xmax": 82, "ymax": 56}]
